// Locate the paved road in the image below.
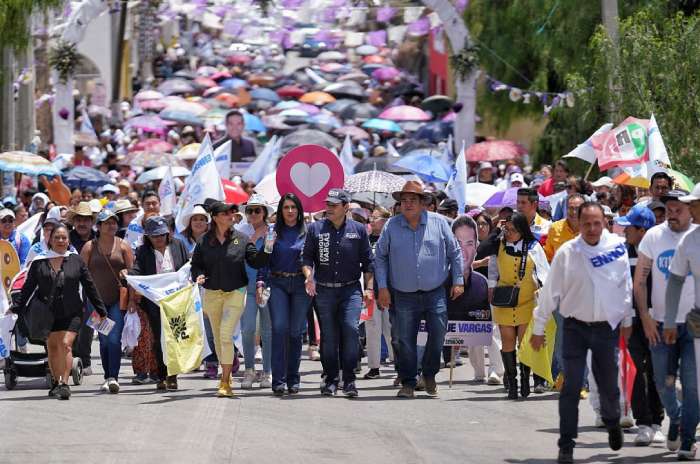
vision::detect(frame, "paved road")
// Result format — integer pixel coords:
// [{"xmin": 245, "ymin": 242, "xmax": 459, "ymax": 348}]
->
[{"xmin": 0, "ymin": 340, "xmax": 677, "ymax": 464}]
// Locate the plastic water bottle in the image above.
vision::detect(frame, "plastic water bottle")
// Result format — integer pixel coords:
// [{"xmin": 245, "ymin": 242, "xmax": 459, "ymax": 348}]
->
[
  {"xmin": 264, "ymin": 224, "xmax": 275, "ymax": 253},
  {"xmin": 260, "ymin": 287, "xmax": 271, "ymax": 307}
]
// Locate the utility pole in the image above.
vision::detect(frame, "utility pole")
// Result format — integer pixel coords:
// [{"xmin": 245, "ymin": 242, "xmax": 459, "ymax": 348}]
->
[
  {"xmin": 0, "ymin": 48, "xmax": 16, "ymax": 151},
  {"xmin": 601, "ymin": 0, "xmax": 620, "ymax": 121},
  {"xmin": 16, "ymin": 45, "xmax": 36, "ymax": 151},
  {"xmin": 35, "ymin": 13, "xmax": 53, "ymax": 149},
  {"xmin": 111, "ymin": 0, "xmax": 128, "ymax": 123}
]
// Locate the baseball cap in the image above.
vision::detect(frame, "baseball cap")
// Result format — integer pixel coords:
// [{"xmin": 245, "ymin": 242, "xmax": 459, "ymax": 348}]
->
[
  {"xmin": 647, "ymin": 200, "xmax": 666, "ymax": 211},
  {"xmin": 325, "ymin": 188, "xmax": 351, "ymax": 204},
  {"xmin": 591, "ymin": 176, "xmax": 614, "ymax": 189},
  {"xmin": 209, "ymin": 201, "xmax": 237, "ymax": 215},
  {"xmin": 0, "ymin": 208, "xmax": 15, "ymax": 220},
  {"xmin": 144, "ymin": 216, "xmax": 170, "ymax": 236},
  {"xmin": 96, "ymin": 209, "xmax": 118, "ymax": 224},
  {"xmin": 660, "ymin": 189, "xmax": 690, "ymax": 204},
  {"xmin": 100, "ymin": 184, "xmax": 119, "ymax": 195},
  {"xmin": 680, "ymin": 183, "xmax": 700, "ymax": 203},
  {"xmin": 2, "ymin": 196, "xmax": 17, "ymax": 207},
  {"xmin": 614, "ymin": 203, "xmax": 655, "ymax": 230},
  {"xmin": 438, "ymin": 198, "xmax": 458, "ymax": 211},
  {"xmin": 510, "ymin": 173, "xmax": 526, "ymax": 185}
]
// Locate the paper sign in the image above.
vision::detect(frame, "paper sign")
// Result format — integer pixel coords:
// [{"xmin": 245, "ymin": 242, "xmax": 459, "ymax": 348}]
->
[
  {"xmin": 276, "ymin": 144, "xmax": 345, "ymax": 212},
  {"xmin": 418, "ymin": 317, "xmax": 493, "ymax": 347},
  {"xmin": 87, "ymin": 310, "xmax": 116, "ymax": 336}
]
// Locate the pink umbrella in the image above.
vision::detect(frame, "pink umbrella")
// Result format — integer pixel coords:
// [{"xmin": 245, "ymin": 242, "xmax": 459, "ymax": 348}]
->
[
  {"xmin": 139, "ymin": 100, "xmax": 167, "ymax": 111},
  {"xmin": 334, "ymin": 126, "xmax": 370, "ymax": 141},
  {"xmin": 372, "ymin": 67, "xmax": 400, "ymax": 82},
  {"xmin": 129, "ymin": 139, "xmax": 174, "ymax": 153},
  {"xmin": 466, "ymin": 140, "xmax": 528, "ymax": 162},
  {"xmin": 378, "ymin": 105, "xmax": 430, "ymax": 121},
  {"xmin": 203, "ymin": 86, "xmax": 224, "ymax": 97},
  {"xmin": 297, "ymin": 103, "xmax": 321, "ymax": 115},
  {"xmin": 124, "ymin": 115, "xmax": 169, "ymax": 134},
  {"xmin": 134, "ymin": 90, "xmax": 164, "ymax": 101},
  {"xmin": 194, "ymin": 76, "xmax": 217, "ymax": 88}
]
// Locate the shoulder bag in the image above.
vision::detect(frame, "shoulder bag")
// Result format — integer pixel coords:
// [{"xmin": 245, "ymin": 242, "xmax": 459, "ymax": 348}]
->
[
  {"xmin": 93, "ymin": 239, "xmax": 129, "ymax": 310},
  {"xmin": 491, "ymin": 242, "xmax": 529, "ymax": 308}
]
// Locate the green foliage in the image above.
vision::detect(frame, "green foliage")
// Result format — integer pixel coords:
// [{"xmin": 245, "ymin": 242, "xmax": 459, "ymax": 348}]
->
[
  {"xmin": 49, "ymin": 40, "xmax": 81, "ymax": 84},
  {"xmin": 0, "ymin": 0, "xmax": 62, "ymax": 50}
]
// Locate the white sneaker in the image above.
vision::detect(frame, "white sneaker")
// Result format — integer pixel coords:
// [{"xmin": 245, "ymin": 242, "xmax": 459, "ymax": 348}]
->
[
  {"xmin": 107, "ymin": 378, "xmax": 120, "ymax": 394},
  {"xmin": 259, "ymin": 373, "xmax": 272, "ymax": 389},
  {"xmin": 309, "ymin": 346, "xmax": 320, "ymax": 361},
  {"xmin": 18, "ymin": 345, "xmax": 28, "ymax": 354},
  {"xmin": 678, "ymin": 444, "xmax": 698, "ymax": 461},
  {"xmin": 241, "ymin": 369, "xmax": 256, "ymax": 390},
  {"xmin": 651, "ymin": 424, "xmax": 665, "ymax": 444},
  {"xmin": 83, "ymin": 366, "xmax": 92, "ymax": 376},
  {"xmin": 620, "ymin": 412, "xmax": 634, "ymax": 428},
  {"xmin": 255, "ymin": 347, "xmax": 263, "ymax": 362},
  {"xmin": 100, "ymin": 380, "xmax": 109, "ymax": 393},
  {"xmin": 487, "ymin": 372, "xmax": 503, "ymax": 385},
  {"xmin": 634, "ymin": 425, "xmax": 653, "ymax": 446}
]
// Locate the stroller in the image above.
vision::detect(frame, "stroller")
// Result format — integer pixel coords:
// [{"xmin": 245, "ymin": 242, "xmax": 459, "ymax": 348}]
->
[{"xmin": 3, "ymin": 270, "xmax": 82, "ymax": 390}]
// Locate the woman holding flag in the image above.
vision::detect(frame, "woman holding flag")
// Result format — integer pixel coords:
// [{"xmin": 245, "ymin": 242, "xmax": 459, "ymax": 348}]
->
[{"xmin": 192, "ymin": 200, "xmax": 273, "ymax": 398}]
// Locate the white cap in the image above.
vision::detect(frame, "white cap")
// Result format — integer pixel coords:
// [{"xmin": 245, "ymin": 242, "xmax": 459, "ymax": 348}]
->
[
  {"xmin": 100, "ymin": 184, "xmax": 119, "ymax": 194},
  {"xmin": 0, "ymin": 208, "xmax": 15, "ymax": 219},
  {"xmin": 602, "ymin": 205, "xmax": 614, "ymax": 217},
  {"xmin": 680, "ymin": 182, "xmax": 700, "ymax": 203},
  {"xmin": 510, "ymin": 173, "xmax": 526, "ymax": 186},
  {"xmin": 591, "ymin": 176, "xmax": 614, "ymax": 188},
  {"xmin": 88, "ymin": 199, "xmax": 103, "ymax": 214}
]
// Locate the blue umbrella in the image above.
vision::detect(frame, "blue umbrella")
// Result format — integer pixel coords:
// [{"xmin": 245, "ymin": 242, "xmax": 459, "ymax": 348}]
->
[
  {"xmin": 63, "ymin": 166, "xmax": 112, "ymax": 189},
  {"xmin": 391, "ymin": 152, "xmax": 451, "ymax": 183},
  {"xmin": 250, "ymin": 88, "xmax": 281, "ymax": 103},
  {"xmin": 413, "ymin": 121, "xmax": 453, "ymax": 143},
  {"xmin": 274, "ymin": 100, "xmax": 301, "ymax": 110},
  {"xmin": 159, "ymin": 110, "xmax": 204, "ymax": 126},
  {"xmin": 362, "ymin": 118, "xmax": 402, "ymax": 133},
  {"xmin": 219, "ymin": 78, "xmax": 248, "ymax": 89},
  {"xmin": 243, "ymin": 113, "xmax": 267, "ymax": 132},
  {"xmin": 308, "ymin": 113, "xmax": 341, "ymax": 131},
  {"xmin": 0, "ymin": 151, "xmax": 60, "ymax": 177}
]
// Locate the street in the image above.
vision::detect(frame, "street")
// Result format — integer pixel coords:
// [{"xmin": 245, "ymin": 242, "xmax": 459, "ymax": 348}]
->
[{"xmin": 0, "ymin": 340, "xmax": 676, "ymax": 464}]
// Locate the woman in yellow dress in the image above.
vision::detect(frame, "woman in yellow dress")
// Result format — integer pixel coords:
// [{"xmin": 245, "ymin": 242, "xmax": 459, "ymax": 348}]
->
[{"xmin": 488, "ymin": 212, "xmax": 549, "ymax": 400}]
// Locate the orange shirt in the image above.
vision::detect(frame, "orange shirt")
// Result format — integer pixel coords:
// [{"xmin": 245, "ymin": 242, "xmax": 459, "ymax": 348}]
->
[{"xmin": 543, "ymin": 219, "xmax": 577, "ymax": 262}]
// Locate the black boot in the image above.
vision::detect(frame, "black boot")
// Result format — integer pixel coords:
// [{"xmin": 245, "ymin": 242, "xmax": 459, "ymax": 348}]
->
[
  {"xmin": 501, "ymin": 351, "xmax": 518, "ymax": 400},
  {"xmin": 519, "ymin": 362, "xmax": 531, "ymax": 398}
]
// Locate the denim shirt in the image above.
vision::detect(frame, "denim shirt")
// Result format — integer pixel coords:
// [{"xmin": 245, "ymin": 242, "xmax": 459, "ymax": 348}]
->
[
  {"xmin": 375, "ymin": 210, "xmax": 464, "ymax": 293},
  {"xmin": 257, "ymin": 225, "xmax": 306, "ymax": 284}
]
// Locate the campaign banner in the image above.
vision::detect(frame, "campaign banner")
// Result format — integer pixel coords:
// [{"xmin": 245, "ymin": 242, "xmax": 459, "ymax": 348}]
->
[{"xmin": 418, "ymin": 315, "xmax": 493, "ymax": 347}]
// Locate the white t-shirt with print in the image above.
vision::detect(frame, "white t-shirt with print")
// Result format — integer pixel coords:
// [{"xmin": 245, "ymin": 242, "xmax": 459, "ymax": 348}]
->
[
  {"xmin": 638, "ymin": 222, "xmax": 697, "ymax": 323},
  {"xmin": 669, "ymin": 227, "xmax": 700, "ymax": 310}
]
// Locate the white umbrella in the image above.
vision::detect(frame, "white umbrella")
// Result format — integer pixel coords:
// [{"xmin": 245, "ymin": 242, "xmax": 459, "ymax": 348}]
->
[
  {"xmin": 466, "ymin": 183, "xmax": 499, "ymax": 207},
  {"xmin": 136, "ymin": 166, "xmax": 191, "ymax": 184},
  {"xmin": 355, "ymin": 45, "xmax": 379, "ymax": 56}
]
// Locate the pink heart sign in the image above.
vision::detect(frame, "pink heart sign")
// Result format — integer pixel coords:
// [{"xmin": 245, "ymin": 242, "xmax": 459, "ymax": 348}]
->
[{"xmin": 276, "ymin": 144, "xmax": 345, "ymax": 212}]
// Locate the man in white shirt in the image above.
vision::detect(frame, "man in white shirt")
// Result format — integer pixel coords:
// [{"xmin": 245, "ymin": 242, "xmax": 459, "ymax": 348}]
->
[
  {"xmin": 634, "ymin": 189, "xmax": 698, "ymax": 460},
  {"xmin": 530, "ymin": 202, "xmax": 633, "ymax": 464}
]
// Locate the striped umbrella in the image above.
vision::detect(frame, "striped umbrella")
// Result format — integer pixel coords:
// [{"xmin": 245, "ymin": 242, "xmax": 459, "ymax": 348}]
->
[{"xmin": 0, "ymin": 151, "xmax": 60, "ymax": 177}]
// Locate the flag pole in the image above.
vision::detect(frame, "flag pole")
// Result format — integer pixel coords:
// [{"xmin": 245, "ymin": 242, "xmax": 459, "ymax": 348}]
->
[{"xmin": 449, "ymin": 345, "xmax": 456, "ymax": 388}]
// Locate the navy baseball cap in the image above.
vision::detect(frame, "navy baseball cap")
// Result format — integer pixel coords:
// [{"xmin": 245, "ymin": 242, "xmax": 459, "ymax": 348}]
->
[
  {"xmin": 614, "ymin": 203, "xmax": 655, "ymax": 230},
  {"xmin": 144, "ymin": 216, "xmax": 169, "ymax": 236},
  {"xmin": 325, "ymin": 188, "xmax": 351, "ymax": 204}
]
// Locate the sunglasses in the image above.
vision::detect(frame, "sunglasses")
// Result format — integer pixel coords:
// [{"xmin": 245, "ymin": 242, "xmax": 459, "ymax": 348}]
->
[
  {"xmin": 245, "ymin": 207, "xmax": 263, "ymax": 215},
  {"xmin": 0, "ymin": 217, "xmax": 14, "ymax": 224}
]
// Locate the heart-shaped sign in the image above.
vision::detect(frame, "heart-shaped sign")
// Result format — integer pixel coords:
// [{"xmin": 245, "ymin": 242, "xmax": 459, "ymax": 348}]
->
[{"xmin": 276, "ymin": 144, "xmax": 345, "ymax": 212}]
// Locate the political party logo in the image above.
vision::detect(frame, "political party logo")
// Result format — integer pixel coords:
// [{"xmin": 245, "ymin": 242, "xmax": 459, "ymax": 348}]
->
[
  {"xmin": 656, "ymin": 249, "xmax": 675, "ymax": 280},
  {"xmin": 612, "ymin": 122, "xmax": 647, "ymax": 159}
]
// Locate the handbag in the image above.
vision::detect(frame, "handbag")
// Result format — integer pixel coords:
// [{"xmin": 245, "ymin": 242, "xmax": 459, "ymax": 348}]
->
[
  {"xmin": 93, "ymin": 239, "xmax": 129, "ymax": 310},
  {"xmin": 24, "ymin": 267, "xmax": 60, "ymax": 341},
  {"xmin": 491, "ymin": 242, "xmax": 529, "ymax": 308}
]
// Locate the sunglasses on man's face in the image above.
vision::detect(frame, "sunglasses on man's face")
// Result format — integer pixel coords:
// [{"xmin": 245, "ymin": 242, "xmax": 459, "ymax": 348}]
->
[{"xmin": 245, "ymin": 208, "xmax": 262, "ymax": 215}]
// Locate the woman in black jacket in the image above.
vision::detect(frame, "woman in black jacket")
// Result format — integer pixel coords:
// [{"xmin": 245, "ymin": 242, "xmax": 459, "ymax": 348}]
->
[
  {"xmin": 128, "ymin": 216, "xmax": 189, "ymax": 391},
  {"xmin": 14, "ymin": 223, "xmax": 107, "ymax": 400},
  {"xmin": 191, "ymin": 201, "xmax": 272, "ymax": 397}
]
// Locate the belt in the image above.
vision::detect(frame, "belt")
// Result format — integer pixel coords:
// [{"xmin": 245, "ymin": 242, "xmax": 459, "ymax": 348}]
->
[
  {"xmin": 271, "ymin": 271, "xmax": 303, "ymax": 278},
  {"xmin": 567, "ymin": 317, "xmax": 610, "ymax": 327},
  {"xmin": 316, "ymin": 280, "xmax": 356, "ymax": 288}
]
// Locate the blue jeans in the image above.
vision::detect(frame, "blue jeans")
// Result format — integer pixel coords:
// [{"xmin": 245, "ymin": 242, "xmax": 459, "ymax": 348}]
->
[
  {"xmin": 268, "ymin": 275, "xmax": 311, "ymax": 389},
  {"xmin": 315, "ymin": 283, "xmax": 362, "ymax": 385},
  {"xmin": 96, "ymin": 303, "xmax": 125, "ymax": 380},
  {"xmin": 649, "ymin": 323, "xmax": 699, "ymax": 448},
  {"xmin": 241, "ymin": 289, "xmax": 271, "ymax": 373},
  {"xmin": 393, "ymin": 286, "xmax": 447, "ymax": 387}
]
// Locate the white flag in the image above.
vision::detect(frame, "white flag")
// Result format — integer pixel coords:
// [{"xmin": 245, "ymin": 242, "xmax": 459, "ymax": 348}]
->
[
  {"xmin": 175, "ymin": 134, "xmax": 224, "ymax": 232},
  {"xmin": 387, "ymin": 140, "xmax": 401, "ymax": 158},
  {"xmin": 214, "ymin": 140, "xmax": 231, "ymax": 180},
  {"xmin": 648, "ymin": 113, "xmax": 671, "ymax": 167},
  {"xmin": 339, "ymin": 134, "xmax": 355, "ymax": 176},
  {"xmin": 125, "ymin": 262, "xmax": 192, "ymax": 305},
  {"xmin": 563, "ymin": 123, "xmax": 613, "ymax": 164},
  {"xmin": 158, "ymin": 166, "xmax": 177, "ymax": 216},
  {"xmin": 242, "ymin": 135, "xmax": 279, "ymax": 184},
  {"xmin": 451, "ymin": 141, "xmax": 468, "ymax": 214}
]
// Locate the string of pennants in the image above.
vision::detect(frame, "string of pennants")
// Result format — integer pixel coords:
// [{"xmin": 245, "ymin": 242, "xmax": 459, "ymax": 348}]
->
[{"xmin": 485, "ymin": 75, "xmax": 576, "ymax": 115}]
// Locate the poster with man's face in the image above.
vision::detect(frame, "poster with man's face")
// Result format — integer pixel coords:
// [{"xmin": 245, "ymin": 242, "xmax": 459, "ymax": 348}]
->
[{"xmin": 454, "ymin": 224, "xmax": 477, "ymax": 270}]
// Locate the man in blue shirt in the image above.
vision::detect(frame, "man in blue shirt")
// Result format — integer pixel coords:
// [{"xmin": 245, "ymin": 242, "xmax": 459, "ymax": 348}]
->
[
  {"xmin": 0, "ymin": 208, "xmax": 30, "ymax": 266},
  {"xmin": 302, "ymin": 189, "xmax": 374, "ymax": 398},
  {"xmin": 375, "ymin": 181, "xmax": 464, "ymax": 398}
]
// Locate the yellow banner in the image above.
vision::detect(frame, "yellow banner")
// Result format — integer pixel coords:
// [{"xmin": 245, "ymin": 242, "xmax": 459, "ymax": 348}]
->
[
  {"xmin": 518, "ymin": 317, "xmax": 557, "ymax": 384},
  {"xmin": 159, "ymin": 284, "xmax": 206, "ymax": 376}
]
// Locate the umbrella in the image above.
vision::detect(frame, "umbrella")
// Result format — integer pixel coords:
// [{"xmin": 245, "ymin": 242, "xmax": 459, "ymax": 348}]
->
[
  {"xmin": 362, "ymin": 118, "xmax": 402, "ymax": 133},
  {"xmin": 253, "ymin": 172, "xmax": 280, "ymax": 204},
  {"xmin": 136, "ymin": 166, "xmax": 191, "ymax": 184},
  {"xmin": 201, "ymin": 107, "xmax": 229, "ymax": 127},
  {"xmin": 196, "ymin": 66, "xmax": 218, "ymax": 77},
  {"xmin": 247, "ymin": 74, "xmax": 276, "ymax": 87},
  {"xmin": 379, "ymin": 105, "xmax": 431, "ymax": 121},
  {"xmin": 279, "ymin": 108, "xmax": 310, "ymax": 119},
  {"xmin": 157, "ymin": 79, "xmax": 195, "ymax": 95},
  {"xmin": 324, "ymin": 99, "xmax": 357, "ymax": 114},
  {"xmin": 129, "ymin": 139, "xmax": 174, "ymax": 153},
  {"xmin": 463, "ymin": 183, "xmax": 499, "ymax": 207},
  {"xmin": 211, "ymin": 70, "xmax": 233, "ymax": 81},
  {"xmin": 227, "ymin": 54, "xmax": 251, "ymax": 65},
  {"xmin": 73, "ymin": 132, "xmax": 99, "ymax": 147},
  {"xmin": 317, "ymin": 51, "xmax": 346, "ymax": 62},
  {"xmin": 126, "ymin": 151, "xmax": 185, "ymax": 168},
  {"xmin": 124, "ymin": 115, "xmax": 169, "ymax": 133},
  {"xmin": 421, "ymin": 95, "xmax": 454, "ymax": 114},
  {"xmin": 363, "ymin": 55, "xmax": 385, "ymax": 65},
  {"xmin": 338, "ymin": 72, "xmax": 370, "ymax": 83},
  {"xmin": 390, "ymin": 82, "xmax": 424, "ymax": 98},
  {"xmin": 262, "ymin": 115, "xmax": 294, "ymax": 131},
  {"xmin": 334, "ymin": 126, "xmax": 370, "ymax": 141},
  {"xmin": 274, "ymin": 100, "xmax": 302, "ymax": 111},
  {"xmin": 243, "ymin": 112, "xmax": 267, "ymax": 133},
  {"xmin": 175, "ymin": 143, "xmax": 201, "ymax": 160},
  {"xmin": 194, "ymin": 76, "xmax": 217, "ymax": 88},
  {"xmin": 466, "ymin": 140, "xmax": 527, "ymax": 162},
  {"xmin": 344, "ymin": 170, "xmax": 406, "ymax": 193},
  {"xmin": 214, "ymin": 93, "xmax": 239, "ymax": 108},
  {"xmin": 159, "ymin": 110, "xmax": 204, "ymax": 126},
  {"xmin": 350, "ymin": 191, "xmax": 394, "ymax": 209},
  {"xmin": 391, "ymin": 152, "xmax": 451, "ymax": 182},
  {"xmin": 354, "ymin": 155, "xmax": 403, "ymax": 173},
  {"xmin": 134, "ymin": 90, "xmax": 164, "ymax": 101},
  {"xmin": 280, "ymin": 129, "xmax": 340, "ymax": 153},
  {"xmin": 300, "ymin": 91, "xmax": 336, "ymax": 105},
  {"xmin": 0, "ymin": 151, "xmax": 60, "ymax": 177},
  {"xmin": 222, "ymin": 178, "xmax": 250, "ymax": 204},
  {"xmin": 296, "ymin": 103, "xmax": 321, "ymax": 115},
  {"xmin": 483, "ymin": 187, "xmax": 547, "ymax": 208},
  {"xmin": 372, "ymin": 67, "xmax": 400, "ymax": 82},
  {"xmin": 276, "ymin": 85, "xmax": 306, "ymax": 98},
  {"xmin": 308, "ymin": 113, "xmax": 342, "ymax": 131},
  {"xmin": 356, "ymin": 45, "xmax": 379, "ymax": 56},
  {"xmin": 173, "ymin": 70, "xmax": 196, "ymax": 80},
  {"xmin": 250, "ymin": 88, "xmax": 281, "ymax": 103},
  {"xmin": 219, "ymin": 78, "xmax": 248, "ymax": 90},
  {"xmin": 139, "ymin": 100, "xmax": 167, "ymax": 111},
  {"xmin": 413, "ymin": 121, "xmax": 453, "ymax": 143},
  {"xmin": 162, "ymin": 99, "xmax": 208, "ymax": 115},
  {"xmin": 319, "ymin": 63, "xmax": 348, "ymax": 74},
  {"xmin": 361, "ymin": 63, "xmax": 385, "ymax": 75},
  {"xmin": 63, "ymin": 166, "xmax": 112, "ymax": 188},
  {"xmin": 340, "ymin": 103, "xmax": 380, "ymax": 121},
  {"xmin": 323, "ymin": 81, "xmax": 365, "ymax": 100}
]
